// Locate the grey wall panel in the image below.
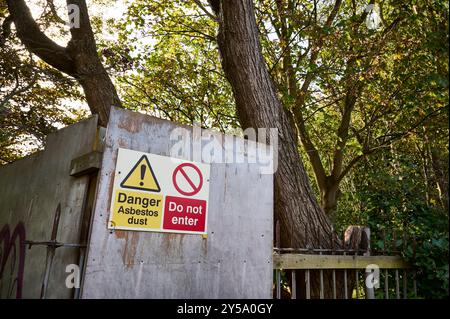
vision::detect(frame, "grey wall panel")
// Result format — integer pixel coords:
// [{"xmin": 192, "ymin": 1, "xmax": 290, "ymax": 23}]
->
[
  {"xmin": 82, "ymin": 107, "xmax": 273, "ymax": 298},
  {"xmin": 0, "ymin": 116, "xmax": 99, "ymax": 298}
]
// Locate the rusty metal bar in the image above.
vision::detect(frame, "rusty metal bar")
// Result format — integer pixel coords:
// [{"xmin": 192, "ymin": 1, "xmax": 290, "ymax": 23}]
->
[
  {"xmin": 344, "ymin": 269, "xmax": 348, "ymax": 299},
  {"xmin": 75, "ymin": 250, "xmax": 85, "ymax": 299},
  {"xmin": 395, "ymin": 269, "xmax": 400, "ymax": 299},
  {"xmin": 402, "ymin": 231, "xmax": 408, "ymax": 300},
  {"xmin": 332, "ymin": 269, "xmax": 336, "ymax": 299},
  {"xmin": 403, "ymin": 270, "xmax": 408, "ymax": 299},
  {"xmin": 385, "ymin": 269, "xmax": 389, "ymax": 299},
  {"xmin": 24, "ymin": 241, "xmax": 86, "ymax": 248},
  {"xmin": 74, "ymin": 172, "xmax": 98, "ymax": 299},
  {"xmin": 291, "ymin": 270, "xmax": 296, "ymax": 299},
  {"xmin": 275, "ymin": 220, "xmax": 281, "ymax": 299},
  {"xmin": 40, "ymin": 204, "xmax": 61, "ymax": 299},
  {"xmin": 355, "ymin": 246, "xmax": 359, "ymax": 299},
  {"xmin": 319, "ymin": 270, "xmax": 324, "ymax": 299},
  {"xmin": 413, "ymin": 272, "xmax": 417, "ymax": 297},
  {"xmin": 413, "ymin": 235, "xmax": 417, "ymax": 298},
  {"xmin": 343, "ymin": 250, "xmax": 348, "ymax": 299},
  {"xmin": 305, "ymin": 269, "xmax": 310, "ymax": 299},
  {"xmin": 319, "ymin": 250, "xmax": 324, "ymax": 299},
  {"xmin": 355, "ymin": 270, "xmax": 360, "ymax": 299},
  {"xmin": 276, "ymin": 269, "xmax": 281, "ymax": 299},
  {"xmin": 331, "ymin": 236, "xmax": 336, "ymax": 300}
]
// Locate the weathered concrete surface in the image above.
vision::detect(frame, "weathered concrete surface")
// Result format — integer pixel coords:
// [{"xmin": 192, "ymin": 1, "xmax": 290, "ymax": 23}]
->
[
  {"xmin": 0, "ymin": 116, "xmax": 99, "ymax": 298},
  {"xmin": 82, "ymin": 107, "xmax": 273, "ymax": 298}
]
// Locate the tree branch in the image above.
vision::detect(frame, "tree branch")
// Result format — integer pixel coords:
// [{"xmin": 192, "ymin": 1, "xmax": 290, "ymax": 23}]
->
[
  {"xmin": 336, "ymin": 105, "xmax": 449, "ymax": 183},
  {"xmin": 6, "ymin": 0, "xmax": 75, "ymax": 75},
  {"xmin": 66, "ymin": 0, "xmax": 95, "ymax": 42},
  {"xmin": 331, "ymin": 78, "xmax": 363, "ymax": 178},
  {"xmin": 296, "ymin": 112, "xmax": 328, "ymax": 191},
  {"xmin": 287, "ymin": 0, "xmax": 346, "ymax": 193},
  {"xmin": 0, "ymin": 70, "xmax": 38, "ymax": 109},
  {"xmin": 293, "ymin": 0, "xmax": 377, "ymax": 191},
  {"xmin": 193, "ymin": 0, "xmax": 218, "ymax": 22},
  {"xmin": 46, "ymin": 0, "xmax": 66, "ymax": 24},
  {"xmin": 0, "ymin": 15, "xmax": 13, "ymax": 46},
  {"xmin": 375, "ymin": 105, "xmax": 448, "ymax": 144}
]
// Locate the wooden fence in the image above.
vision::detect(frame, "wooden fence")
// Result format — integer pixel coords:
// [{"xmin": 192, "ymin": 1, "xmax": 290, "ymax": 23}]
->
[{"xmin": 273, "ymin": 248, "xmax": 416, "ymax": 299}]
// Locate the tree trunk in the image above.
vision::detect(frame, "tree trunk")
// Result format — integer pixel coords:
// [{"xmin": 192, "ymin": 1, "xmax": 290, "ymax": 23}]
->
[
  {"xmin": 209, "ymin": 0, "xmax": 340, "ymax": 250},
  {"xmin": 209, "ymin": 0, "xmax": 358, "ymax": 298},
  {"xmin": 321, "ymin": 177, "xmax": 341, "ymax": 218},
  {"xmin": 65, "ymin": 0, "xmax": 122, "ymax": 126}
]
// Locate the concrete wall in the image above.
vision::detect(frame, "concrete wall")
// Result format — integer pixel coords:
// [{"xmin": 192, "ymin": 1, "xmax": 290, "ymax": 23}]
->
[
  {"xmin": 0, "ymin": 116, "xmax": 99, "ymax": 298},
  {"xmin": 81, "ymin": 107, "xmax": 273, "ymax": 298}
]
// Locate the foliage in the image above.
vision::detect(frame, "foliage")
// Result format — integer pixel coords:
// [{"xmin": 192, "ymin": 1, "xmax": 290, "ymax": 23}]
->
[
  {"xmin": 99, "ymin": 0, "xmax": 238, "ymax": 132},
  {"xmin": 0, "ymin": 1, "xmax": 88, "ymax": 164},
  {"xmin": 334, "ymin": 135, "xmax": 449, "ymax": 298}
]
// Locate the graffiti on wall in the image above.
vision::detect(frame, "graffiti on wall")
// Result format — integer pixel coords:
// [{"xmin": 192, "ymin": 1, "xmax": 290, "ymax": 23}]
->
[{"xmin": 0, "ymin": 222, "xmax": 26, "ymax": 299}]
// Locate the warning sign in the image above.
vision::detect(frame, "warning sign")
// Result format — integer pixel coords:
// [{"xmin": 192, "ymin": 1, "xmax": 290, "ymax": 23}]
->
[
  {"xmin": 120, "ymin": 155, "xmax": 161, "ymax": 192},
  {"xmin": 108, "ymin": 148, "xmax": 210, "ymax": 234},
  {"xmin": 173, "ymin": 163, "xmax": 203, "ymax": 196},
  {"xmin": 163, "ymin": 196, "xmax": 206, "ymax": 232}
]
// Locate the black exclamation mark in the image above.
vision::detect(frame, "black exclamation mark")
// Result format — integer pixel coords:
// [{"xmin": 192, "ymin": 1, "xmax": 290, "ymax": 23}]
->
[{"xmin": 140, "ymin": 164, "xmax": 146, "ymax": 186}]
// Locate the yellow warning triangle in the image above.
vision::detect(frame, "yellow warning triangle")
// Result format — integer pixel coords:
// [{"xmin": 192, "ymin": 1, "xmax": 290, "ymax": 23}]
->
[{"xmin": 120, "ymin": 155, "xmax": 161, "ymax": 192}]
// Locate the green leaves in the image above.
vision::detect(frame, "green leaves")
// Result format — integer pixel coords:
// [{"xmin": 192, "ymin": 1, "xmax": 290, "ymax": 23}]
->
[
  {"xmin": 0, "ymin": 39, "xmax": 85, "ymax": 164},
  {"xmin": 100, "ymin": 0, "xmax": 237, "ymax": 131}
]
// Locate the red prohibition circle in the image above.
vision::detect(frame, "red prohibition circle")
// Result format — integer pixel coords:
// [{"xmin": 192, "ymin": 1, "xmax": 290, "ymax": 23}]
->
[{"xmin": 172, "ymin": 163, "xmax": 203, "ymax": 196}]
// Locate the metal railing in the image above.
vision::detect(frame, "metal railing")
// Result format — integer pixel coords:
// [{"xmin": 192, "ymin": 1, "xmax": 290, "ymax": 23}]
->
[{"xmin": 273, "ymin": 249, "xmax": 416, "ymax": 299}]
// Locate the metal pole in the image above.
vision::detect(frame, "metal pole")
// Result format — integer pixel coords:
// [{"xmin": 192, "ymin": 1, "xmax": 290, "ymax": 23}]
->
[
  {"xmin": 40, "ymin": 204, "xmax": 61, "ymax": 299},
  {"xmin": 305, "ymin": 269, "xmax": 311, "ymax": 299},
  {"xmin": 291, "ymin": 270, "xmax": 297, "ymax": 299}
]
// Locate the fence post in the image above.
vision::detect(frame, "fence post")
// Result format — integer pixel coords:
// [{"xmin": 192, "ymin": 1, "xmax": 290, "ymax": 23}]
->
[
  {"xmin": 363, "ymin": 227, "xmax": 376, "ymax": 299},
  {"xmin": 275, "ymin": 220, "xmax": 281, "ymax": 299}
]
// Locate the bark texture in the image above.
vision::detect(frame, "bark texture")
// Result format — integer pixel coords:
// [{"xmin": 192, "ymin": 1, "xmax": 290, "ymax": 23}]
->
[{"xmin": 209, "ymin": 0, "xmax": 339, "ymax": 249}]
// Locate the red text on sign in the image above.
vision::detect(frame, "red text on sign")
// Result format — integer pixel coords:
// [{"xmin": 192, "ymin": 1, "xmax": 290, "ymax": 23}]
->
[{"xmin": 163, "ymin": 196, "xmax": 206, "ymax": 232}]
